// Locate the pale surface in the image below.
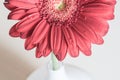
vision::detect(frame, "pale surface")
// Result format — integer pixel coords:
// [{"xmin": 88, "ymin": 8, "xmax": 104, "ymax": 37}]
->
[
  {"xmin": 27, "ymin": 64, "xmax": 91, "ymax": 80},
  {"xmin": 0, "ymin": 0, "xmax": 120, "ymax": 80}
]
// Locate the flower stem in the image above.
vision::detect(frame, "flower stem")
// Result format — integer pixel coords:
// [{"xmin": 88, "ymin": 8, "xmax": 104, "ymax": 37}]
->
[{"xmin": 51, "ymin": 52, "xmax": 60, "ymax": 70}]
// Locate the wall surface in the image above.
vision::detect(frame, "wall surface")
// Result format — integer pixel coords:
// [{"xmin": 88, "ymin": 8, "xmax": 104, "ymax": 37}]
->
[{"xmin": 0, "ymin": 0, "xmax": 120, "ymax": 80}]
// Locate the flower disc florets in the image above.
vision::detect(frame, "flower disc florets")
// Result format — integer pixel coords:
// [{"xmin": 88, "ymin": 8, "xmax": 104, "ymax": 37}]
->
[{"xmin": 41, "ymin": 0, "xmax": 78, "ymax": 25}]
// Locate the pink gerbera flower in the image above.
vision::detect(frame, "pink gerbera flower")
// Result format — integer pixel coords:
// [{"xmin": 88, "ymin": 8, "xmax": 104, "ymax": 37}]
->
[{"xmin": 4, "ymin": 0, "xmax": 116, "ymax": 61}]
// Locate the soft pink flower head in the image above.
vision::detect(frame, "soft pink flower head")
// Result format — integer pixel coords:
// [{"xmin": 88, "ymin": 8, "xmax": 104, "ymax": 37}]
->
[{"xmin": 4, "ymin": 0, "xmax": 116, "ymax": 61}]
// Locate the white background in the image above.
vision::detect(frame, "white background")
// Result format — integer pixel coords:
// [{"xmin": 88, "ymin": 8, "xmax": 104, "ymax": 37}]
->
[{"xmin": 0, "ymin": 0, "xmax": 120, "ymax": 80}]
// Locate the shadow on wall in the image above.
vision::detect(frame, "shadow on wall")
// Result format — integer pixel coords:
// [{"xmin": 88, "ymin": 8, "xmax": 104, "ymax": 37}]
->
[{"xmin": 0, "ymin": 44, "xmax": 36, "ymax": 80}]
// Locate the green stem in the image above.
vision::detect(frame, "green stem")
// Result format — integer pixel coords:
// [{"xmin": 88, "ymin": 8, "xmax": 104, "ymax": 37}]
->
[{"xmin": 51, "ymin": 52, "xmax": 60, "ymax": 70}]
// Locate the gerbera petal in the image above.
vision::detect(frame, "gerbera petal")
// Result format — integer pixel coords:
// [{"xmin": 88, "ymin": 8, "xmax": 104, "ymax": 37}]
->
[
  {"xmin": 30, "ymin": 19, "xmax": 51, "ymax": 44},
  {"xmin": 4, "ymin": 2, "xmax": 17, "ymax": 11},
  {"xmin": 73, "ymin": 19, "xmax": 102, "ymax": 44},
  {"xmin": 25, "ymin": 37, "xmax": 36, "ymax": 50},
  {"xmin": 19, "ymin": 28, "xmax": 37, "ymax": 39},
  {"xmin": 8, "ymin": 8, "xmax": 26, "ymax": 20},
  {"xmin": 26, "ymin": 7, "xmax": 39, "ymax": 15},
  {"xmin": 73, "ymin": 30, "xmax": 91, "ymax": 56},
  {"xmin": 96, "ymin": 0, "xmax": 116, "ymax": 5},
  {"xmin": 50, "ymin": 25, "xmax": 62, "ymax": 54},
  {"xmin": 36, "ymin": 46, "xmax": 51, "ymax": 58},
  {"xmin": 43, "ymin": 46, "xmax": 52, "ymax": 57},
  {"xmin": 63, "ymin": 27, "xmax": 79, "ymax": 57},
  {"xmin": 21, "ymin": 19, "xmax": 41, "ymax": 39},
  {"xmin": 8, "ymin": 0, "xmax": 36, "ymax": 9},
  {"xmin": 9, "ymin": 0, "xmax": 40, "ymax": 4},
  {"xmin": 19, "ymin": 32, "xmax": 30, "ymax": 39},
  {"xmin": 25, "ymin": 19, "xmax": 50, "ymax": 50},
  {"xmin": 81, "ymin": 17, "xmax": 109, "ymax": 36},
  {"xmin": 80, "ymin": 0, "xmax": 95, "ymax": 5},
  {"xmin": 16, "ymin": 13, "xmax": 40, "ymax": 32},
  {"xmin": 36, "ymin": 36, "xmax": 51, "ymax": 58},
  {"xmin": 12, "ymin": 13, "xmax": 41, "ymax": 39},
  {"xmin": 19, "ymin": 19, "xmax": 41, "ymax": 39},
  {"xmin": 55, "ymin": 35, "xmax": 67, "ymax": 61},
  {"xmin": 36, "ymin": 50, "xmax": 42, "ymax": 58},
  {"xmin": 81, "ymin": 2, "xmax": 115, "ymax": 19},
  {"xmin": 9, "ymin": 24, "xmax": 20, "ymax": 37}
]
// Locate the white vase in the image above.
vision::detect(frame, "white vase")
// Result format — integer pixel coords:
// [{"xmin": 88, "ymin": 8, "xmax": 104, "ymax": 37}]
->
[
  {"xmin": 47, "ymin": 62, "xmax": 68, "ymax": 80},
  {"xmin": 27, "ymin": 62, "xmax": 92, "ymax": 80}
]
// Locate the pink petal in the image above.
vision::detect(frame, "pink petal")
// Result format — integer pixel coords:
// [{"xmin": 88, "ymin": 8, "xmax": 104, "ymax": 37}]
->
[
  {"xmin": 24, "ymin": 37, "xmax": 36, "ymax": 50},
  {"xmin": 73, "ymin": 19, "xmax": 102, "ymax": 44},
  {"xmin": 96, "ymin": 0, "xmax": 116, "ymax": 5},
  {"xmin": 20, "ymin": 32, "xmax": 29, "ymax": 39},
  {"xmin": 81, "ymin": 16, "xmax": 109, "ymax": 36},
  {"xmin": 37, "ymin": 38, "xmax": 48, "ymax": 53},
  {"xmin": 10, "ymin": 13, "xmax": 40, "ymax": 39},
  {"xmin": 10, "ymin": 0, "xmax": 40, "ymax": 4},
  {"xmin": 80, "ymin": 0, "xmax": 95, "ymax": 5},
  {"xmin": 19, "ymin": 30, "xmax": 33, "ymax": 39},
  {"xmin": 30, "ymin": 19, "xmax": 50, "ymax": 44},
  {"xmin": 19, "ymin": 19, "xmax": 41, "ymax": 39},
  {"xmin": 26, "ymin": 8, "xmax": 39, "ymax": 15},
  {"xmin": 55, "ymin": 34, "xmax": 67, "ymax": 61},
  {"xmin": 8, "ymin": 0, "xmax": 36, "ymax": 9},
  {"xmin": 16, "ymin": 13, "xmax": 40, "ymax": 32},
  {"xmin": 81, "ymin": 2, "xmax": 115, "ymax": 20},
  {"xmin": 43, "ymin": 47, "xmax": 51, "ymax": 57},
  {"xmin": 73, "ymin": 30, "xmax": 91, "ymax": 56},
  {"xmin": 36, "ymin": 36, "xmax": 51, "ymax": 58},
  {"xmin": 63, "ymin": 27, "xmax": 79, "ymax": 57},
  {"xmin": 8, "ymin": 8, "xmax": 26, "ymax": 20},
  {"xmin": 50, "ymin": 25, "xmax": 62, "ymax": 54},
  {"xmin": 9, "ymin": 24, "xmax": 20, "ymax": 37},
  {"xmin": 4, "ymin": 3, "xmax": 17, "ymax": 11},
  {"xmin": 36, "ymin": 51, "xmax": 42, "ymax": 58}
]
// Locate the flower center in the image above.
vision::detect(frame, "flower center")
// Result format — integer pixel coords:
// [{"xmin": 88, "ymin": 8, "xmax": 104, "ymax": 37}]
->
[
  {"xmin": 53, "ymin": 0, "xmax": 66, "ymax": 10},
  {"xmin": 42, "ymin": 0, "xmax": 78, "ymax": 24}
]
